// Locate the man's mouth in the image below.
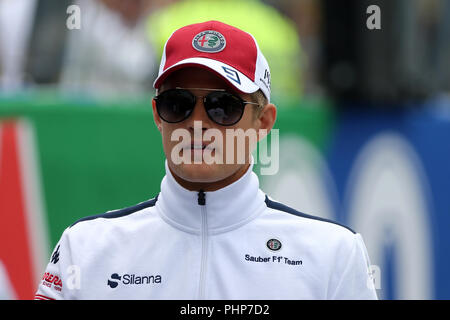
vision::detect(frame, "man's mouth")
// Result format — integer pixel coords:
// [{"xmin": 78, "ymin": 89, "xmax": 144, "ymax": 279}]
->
[
  {"xmin": 180, "ymin": 142, "xmax": 219, "ymax": 153},
  {"xmin": 190, "ymin": 144, "xmax": 207, "ymax": 150},
  {"xmin": 181, "ymin": 143, "xmax": 212, "ymax": 151}
]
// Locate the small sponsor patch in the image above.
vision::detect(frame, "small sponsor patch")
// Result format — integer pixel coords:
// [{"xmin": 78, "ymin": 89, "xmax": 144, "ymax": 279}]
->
[
  {"xmin": 266, "ymin": 239, "xmax": 282, "ymax": 251},
  {"xmin": 42, "ymin": 272, "xmax": 63, "ymax": 291},
  {"xmin": 192, "ymin": 30, "xmax": 226, "ymax": 53}
]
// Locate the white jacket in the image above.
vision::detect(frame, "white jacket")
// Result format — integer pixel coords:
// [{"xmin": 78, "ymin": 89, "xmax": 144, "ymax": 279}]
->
[{"xmin": 35, "ymin": 162, "xmax": 378, "ymax": 300}]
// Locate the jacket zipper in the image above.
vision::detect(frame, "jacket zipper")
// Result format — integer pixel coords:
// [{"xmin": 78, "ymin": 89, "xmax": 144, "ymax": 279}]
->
[{"xmin": 197, "ymin": 190, "xmax": 208, "ymax": 299}]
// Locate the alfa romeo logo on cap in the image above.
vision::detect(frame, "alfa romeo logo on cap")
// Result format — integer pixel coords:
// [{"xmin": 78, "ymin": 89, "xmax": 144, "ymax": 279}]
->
[
  {"xmin": 267, "ymin": 239, "xmax": 282, "ymax": 251},
  {"xmin": 192, "ymin": 30, "xmax": 226, "ymax": 53}
]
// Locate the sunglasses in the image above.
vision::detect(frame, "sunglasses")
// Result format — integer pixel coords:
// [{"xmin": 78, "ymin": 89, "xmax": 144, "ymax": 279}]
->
[{"xmin": 154, "ymin": 87, "xmax": 260, "ymax": 126}]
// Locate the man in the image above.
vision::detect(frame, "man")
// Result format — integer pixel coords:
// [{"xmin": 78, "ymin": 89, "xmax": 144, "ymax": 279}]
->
[{"xmin": 35, "ymin": 20, "xmax": 377, "ymax": 300}]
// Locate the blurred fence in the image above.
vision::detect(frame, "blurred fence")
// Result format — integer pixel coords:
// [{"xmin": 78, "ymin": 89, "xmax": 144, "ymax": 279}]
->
[{"xmin": 0, "ymin": 93, "xmax": 449, "ymax": 299}]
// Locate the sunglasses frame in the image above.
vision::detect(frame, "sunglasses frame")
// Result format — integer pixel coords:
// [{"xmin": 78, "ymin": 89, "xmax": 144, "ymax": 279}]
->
[{"xmin": 154, "ymin": 87, "xmax": 260, "ymax": 126}]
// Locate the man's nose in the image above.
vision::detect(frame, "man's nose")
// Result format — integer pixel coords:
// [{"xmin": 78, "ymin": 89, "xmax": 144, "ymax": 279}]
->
[{"xmin": 186, "ymin": 96, "xmax": 213, "ymax": 131}]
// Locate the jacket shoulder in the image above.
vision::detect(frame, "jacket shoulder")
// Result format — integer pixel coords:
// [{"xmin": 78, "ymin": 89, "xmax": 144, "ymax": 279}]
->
[
  {"xmin": 69, "ymin": 194, "xmax": 159, "ymax": 228},
  {"xmin": 264, "ymin": 195, "xmax": 356, "ymax": 234}
]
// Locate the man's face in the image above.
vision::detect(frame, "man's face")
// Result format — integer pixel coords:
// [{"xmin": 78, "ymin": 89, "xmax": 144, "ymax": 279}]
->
[{"xmin": 152, "ymin": 67, "xmax": 268, "ymax": 190}]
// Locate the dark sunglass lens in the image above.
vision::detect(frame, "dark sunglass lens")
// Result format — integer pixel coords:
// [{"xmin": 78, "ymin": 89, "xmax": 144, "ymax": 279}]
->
[
  {"xmin": 156, "ymin": 90, "xmax": 195, "ymax": 123},
  {"xmin": 204, "ymin": 92, "xmax": 244, "ymax": 125}
]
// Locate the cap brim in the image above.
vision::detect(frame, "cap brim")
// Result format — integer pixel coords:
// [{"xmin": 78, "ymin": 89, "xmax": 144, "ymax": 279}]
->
[{"xmin": 153, "ymin": 57, "xmax": 259, "ymax": 94}]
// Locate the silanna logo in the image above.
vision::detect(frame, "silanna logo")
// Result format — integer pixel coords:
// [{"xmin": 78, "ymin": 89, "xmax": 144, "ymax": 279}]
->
[{"xmin": 107, "ymin": 273, "xmax": 162, "ymax": 288}]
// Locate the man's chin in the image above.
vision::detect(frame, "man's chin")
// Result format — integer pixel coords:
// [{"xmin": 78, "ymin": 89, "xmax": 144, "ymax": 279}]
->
[{"xmin": 172, "ymin": 162, "xmax": 223, "ymax": 183}]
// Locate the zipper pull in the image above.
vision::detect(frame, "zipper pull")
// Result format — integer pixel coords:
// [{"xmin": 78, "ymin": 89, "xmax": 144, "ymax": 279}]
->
[{"xmin": 198, "ymin": 189, "xmax": 206, "ymax": 206}]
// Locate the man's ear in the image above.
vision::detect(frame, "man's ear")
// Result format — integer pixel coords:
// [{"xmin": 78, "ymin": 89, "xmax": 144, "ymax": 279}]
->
[
  {"xmin": 256, "ymin": 103, "xmax": 277, "ymax": 142},
  {"xmin": 152, "ymin": 99, "xmax": 162, "ymax": 133}
]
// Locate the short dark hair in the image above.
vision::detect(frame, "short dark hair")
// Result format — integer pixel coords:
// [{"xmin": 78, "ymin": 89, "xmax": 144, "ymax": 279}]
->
[{"xmin": 250, "ymin": 89, "xmax": 268, "ymax": 119}]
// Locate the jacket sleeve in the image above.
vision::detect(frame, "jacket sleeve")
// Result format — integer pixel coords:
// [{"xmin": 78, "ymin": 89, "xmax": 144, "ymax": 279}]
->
[
  {"xmin": 328, "ymin": 233, "xmax": 378, "ymax": 300},
  {"xmin": 34, "ymin": 229, "xmax": 77, "ymax": 300}
]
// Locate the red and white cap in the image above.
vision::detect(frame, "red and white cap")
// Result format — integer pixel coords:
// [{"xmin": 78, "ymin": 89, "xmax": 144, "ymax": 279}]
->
[{"xmin": 153, "ymin": 20, "xmax": 271, "ymax": 101}]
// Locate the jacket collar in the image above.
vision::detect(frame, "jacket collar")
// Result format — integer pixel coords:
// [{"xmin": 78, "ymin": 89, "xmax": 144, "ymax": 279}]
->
[{"xmin": 156, "ymin": 158, "xmax": 266, "ymax": 234}]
